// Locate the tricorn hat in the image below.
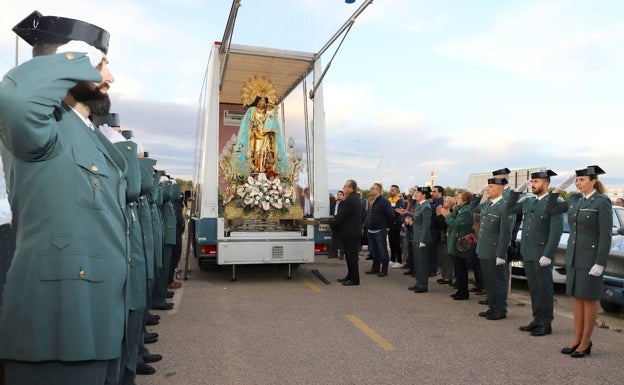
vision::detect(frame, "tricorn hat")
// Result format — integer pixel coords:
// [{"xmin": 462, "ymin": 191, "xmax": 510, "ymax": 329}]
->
[
  {"xmin": 487, "ymin": 177, "xmax": 509, "ymax": 185},
  {"xmin": 417, "ymin": 186, "xmax": 432, "ymax": 193},
  {"xmin": 531, "ymin": 169, "xmax": 557, "ymax": 179},
  {"xmin": 492, "ymin": 167, "xmax": 511, "ymax": 176},
  {"xmin": 91, "ymin": 113, "xmax": 120, "ymax": 128},
  {"xmin": 575, "ymin": 165, "xmax": 605, "ymax": 177},
  {"xmin": 13, "ymin": 11, "xmax": 110, "ymax": 54}
]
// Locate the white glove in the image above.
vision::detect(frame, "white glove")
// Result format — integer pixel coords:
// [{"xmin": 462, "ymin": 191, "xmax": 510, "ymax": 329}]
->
[
  {"xmin": 98, "ymin": 124, "xmax": 126, "ymax": 143},
  {"xmin": 588, "ymin": 264, "xmax": 604, "ymax": 277},
  {"xmin": 539, "ymin": 256, "xmax": 551, "ymax": 267},
  {"xmin": 171, "ymin": 180, "xmax": 177, "ymax": 185},
  {"xmin": 495, "ymin": 257, "xmax": 506, "ymax": 266},
  {"xmin": 556, "ymin": 174, "xmax": 577, "ymax": 191},
  {"xmin": 160, "ymin": 175, "xmax": 169, "ymax": 183},
  {"xmin": 419, "ymin": 242, "xmax": 426, "ymax": 248},
  {"xmin": 514, "ymin": 180, "xmax": 531, "ymax": 193},
  {"xmin": 57, "ymin": 40, "xmax": 103, "ymax": 68}
]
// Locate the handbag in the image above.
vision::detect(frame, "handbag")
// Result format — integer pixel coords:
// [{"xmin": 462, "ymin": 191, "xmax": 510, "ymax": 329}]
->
[{"xmin": 456, "ymin": 231, "xmax": 477, "ymax": 252}]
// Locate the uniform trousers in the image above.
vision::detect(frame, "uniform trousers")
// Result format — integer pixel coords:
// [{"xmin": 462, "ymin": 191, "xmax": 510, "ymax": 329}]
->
[
  {"xmin": 118, "ymin": 309, "xmax": 144, "ymax": 385},
  {"xmin": 524, "ymin": 261, "xmax": 554, "ymax": 326},
  {"xmin": 153, "ymin": 245, "xmax": 172, "ymax": 307},
  {"xmin": 413, "ymin": 242, "xmax": 430, "ymax": 290},
  {"xmin": 0, "ymin": 223, "xmax": 16, "ymax": 385},
  {"xmin": 479, "ymin": 258, "xmax": 509, "ymax": 313}
]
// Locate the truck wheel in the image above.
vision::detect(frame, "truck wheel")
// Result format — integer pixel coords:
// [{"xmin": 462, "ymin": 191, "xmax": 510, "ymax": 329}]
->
[{"xmin": 600, "ymin": 299, "xmax": 623, "ymax": 313}]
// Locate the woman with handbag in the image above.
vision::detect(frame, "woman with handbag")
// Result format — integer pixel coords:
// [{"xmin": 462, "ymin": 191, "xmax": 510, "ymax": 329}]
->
[{"xmin": 441, "ymin": 190, "xmax": 474, "ymax": 300}]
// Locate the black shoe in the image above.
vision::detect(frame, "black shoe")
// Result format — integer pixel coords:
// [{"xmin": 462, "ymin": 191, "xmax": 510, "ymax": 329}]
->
[
  {"xmin": 166, "ymin": 291, "xmax": 174, "ymax": 298},
  {"xmin": 152, "ymin": 303, "xmax": 174, "ymax": 311},
  {"xmin": 486, "ymin": 311, "xmax": 507, "ymax": 320},
  {"xmin": 364, "ymin": 270, "xmax": 380, "ymax": 274},
  {"xmin": 145, "ymin": 332, "xmax": 159, "ymax": 340},
  {"xmin": 530, "ymin": 325, "xmax": 552, "ymax": 336},
  {"xmin": 453, "ymin": 294, "xmax": 469, "ymax": 300},
  {"xmin": 146, "ymin": 317, "xmax": 159, "ymax": 326},
  {"xmin": 478, "ymin": 299, "xmax": 489, "ymax": 305},
  {"xmin": 413, "ymin": 288, "xmax": 428, "ymax": 293},
  {"xmin": 337, "ymin": 277, "xmax": 349, "ymax": 283},
  {"xmin": 478, "ymin": 309, "xmax": 493, "ymax": 317},
  {"xmin": 327, "ymin": 255, "xmax": 338, "ymax": 259},
  {"xmin": 365, "ymin": 256, "xmax": 373, "ymax": 260},
  {"xmin": 519, "ymin": 322, "xmax": 537, "ymax": 332},
  {"xmin": 147, "ymin": 313, "xmax": 160, "ymax": 321},
  {"xmin": 143, "ymin": 353, "xmax": 163, "ymax": 363},
  {"xmin": 342, "ymin": 280, "xmax": 359, "ymax": 286},
  {"xmin": 450, "ymin": 291, "xmax": 459, "ymax": 297},
  {"xmin": 144, "ymin": 335, "xmax": 158, "ymax": 344},
  {"xmin": 403, "ymin": 271, "xmax": 414, "ymax": 275},
  {"xmin": 570, "ymin": 341, "xmax": 592, "ymax": 358},
  {"xmin": 136, "ymin": 362, "xmax": 156, "ymax": 375},
  {"xmin": 408, "ymin": 285, "xmax": 417, "ymax": 291},
  {"xmin": 377, "ymin": 272, "xmax": 388, "ymax": 277},
  {"xmin": 561, "ymin": 343, "xmax": 581, "ymax": 355}
]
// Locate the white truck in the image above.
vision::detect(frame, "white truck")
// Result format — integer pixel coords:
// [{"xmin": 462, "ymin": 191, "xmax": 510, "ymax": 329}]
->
[{"xmin": 190, "ymin": 1, "xmax": 372, "ymax": 279}]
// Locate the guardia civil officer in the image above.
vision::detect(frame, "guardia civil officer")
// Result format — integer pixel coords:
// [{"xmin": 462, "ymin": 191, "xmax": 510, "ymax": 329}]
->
[
  {"xmin": 0, "ymin": 11, "xmax": 128, "ymax": 384},
  {"xmin": 154, "ymin": 175, "xmax": 176, "ymax": 309},
  {"xmin": 546, "ymin": 166, "xmax": 612, "ymax": 358},
  {"xmin": 471, "ymin": 177, "xmax": 513, "ymax": 320},
  {"xmin": 403, "ymin": 186, "xmax": 433, "ymax": 293},
  {"xmin": 94, "ymin": 114, "xmax": 149, "ymax": 384},
  {"xmin": 0, "ymin": 150, "xmax": 15, "ymax": 384},
  {"xmin": 506, "ymin": 170, "xmax": 563, "ymax": 336}
]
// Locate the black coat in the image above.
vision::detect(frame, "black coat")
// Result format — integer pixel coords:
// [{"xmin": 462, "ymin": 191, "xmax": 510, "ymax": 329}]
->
[{"xmin": 332, "ymin": 192, "xmax": 363, "ymax": 240}]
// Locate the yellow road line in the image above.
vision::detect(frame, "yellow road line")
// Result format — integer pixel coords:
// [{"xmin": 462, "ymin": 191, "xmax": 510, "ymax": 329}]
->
[
  {"xmin": 302, "ymin": 279, "xmax": 322, "ymax": 293},
  {"xmin": 346, "ymin": 315, "xmax": 396, "ymax": 351}
]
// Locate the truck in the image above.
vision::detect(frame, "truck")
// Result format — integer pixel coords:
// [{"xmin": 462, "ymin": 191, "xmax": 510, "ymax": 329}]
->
[{"xmin": 190, "ymin": 1, "xmax": 373, "ymax": 279}]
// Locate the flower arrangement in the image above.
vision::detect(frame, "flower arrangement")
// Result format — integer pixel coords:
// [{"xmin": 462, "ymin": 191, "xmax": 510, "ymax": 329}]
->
[{"xmin": 235, "ymin": 173, "xmax": 294, "ymax": 218}]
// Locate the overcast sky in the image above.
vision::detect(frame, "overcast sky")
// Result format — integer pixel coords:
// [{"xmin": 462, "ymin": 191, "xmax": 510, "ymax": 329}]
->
[{"xmin": 1, "ymin": 0, "xmax": 623, "ymax": 193}]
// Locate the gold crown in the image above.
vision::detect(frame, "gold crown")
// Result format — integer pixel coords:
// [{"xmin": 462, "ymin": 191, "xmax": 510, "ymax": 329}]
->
[{"xmin": 241, "ymin": 75, "xmax": 278, "ymax": 107}]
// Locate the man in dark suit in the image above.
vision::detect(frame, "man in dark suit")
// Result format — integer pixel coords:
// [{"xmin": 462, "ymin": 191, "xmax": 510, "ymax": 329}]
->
[
  {"xmin": 506, "ymin": 170, "xmax": 563, "ymax": 336},
  {"xmin": 331, "ymin": 180, "xmax": 363, "ymax": 286},
  {"xmin": 0, "ymin": 11, "xmax": 129, "ymax": 384}
]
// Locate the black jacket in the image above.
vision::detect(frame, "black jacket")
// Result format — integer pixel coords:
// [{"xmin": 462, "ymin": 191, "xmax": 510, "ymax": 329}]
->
[
  {"xmin": 367, "ymin": 195, "xmax": 394, "ymax": 231},
  {"xmin": 332, "ymin": 192, "xmax": 363, "ymax": 239}
]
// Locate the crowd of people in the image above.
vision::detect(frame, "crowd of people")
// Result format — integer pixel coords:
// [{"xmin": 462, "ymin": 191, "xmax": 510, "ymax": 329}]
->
[
  {"xmin": 0, "ymin": 11, "xmax": 185, "ymax": 385},
  {"xmin": 331, "ymin": 164, "xmax": 612, "ymax": 358}
]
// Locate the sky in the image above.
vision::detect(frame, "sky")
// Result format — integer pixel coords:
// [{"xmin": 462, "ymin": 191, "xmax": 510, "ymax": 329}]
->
[{"xmin": 1, "ymin": 0, "xmax": 623, "ymax": 193}]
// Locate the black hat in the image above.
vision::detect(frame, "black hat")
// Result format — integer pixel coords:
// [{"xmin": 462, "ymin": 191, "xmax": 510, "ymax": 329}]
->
[
  {"xmin": 13, "ymin": 11, "xmax": 110, "ymax": 54},
  {"xmin": 417, "ymin": 186, "xmax": 432, "ymax": 193},
  {"xmin": 492, "ymin": 167, "xmax": 511, "ymax": 176},
  {"xmin": 531, "ymin": 169, "xmax": 557, "ymax": 179},
  {"xmin": 487, "ymin": 178, "xmax": 508, "ymax": 185},
  {"xmin": 575, "ymin": 165, "xmax": 605, "ymax": 177},
  {"xmin": 121, "ymin": 130, "xmax": 133, "ymax": 140},
  {"xmin": 91, "ymin": 113, "xmax": 120, "ymax": 127}
]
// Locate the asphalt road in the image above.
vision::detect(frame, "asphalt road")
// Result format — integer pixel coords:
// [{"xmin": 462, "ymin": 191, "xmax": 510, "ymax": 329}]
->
[{"xmin": 138, "ymin": 251, "xmax": 624, "ymax": 385}]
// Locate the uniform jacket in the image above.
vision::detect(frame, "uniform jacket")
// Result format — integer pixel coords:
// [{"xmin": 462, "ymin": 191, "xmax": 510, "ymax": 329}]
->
[
  {"xmin": 445, "ymin": 203, "xmax": 474, "ymax": 257},
  {"xmin": 546, "ymin": 191, "xmax": 612, "ymax": 269},
  {"xmin": 0, "ymin": 53, "xmax": 128, "ymax": 361},
  {"xmin": 407, "ymin": 201, "xmax": 432, "ymax": 245},
  {"xmin": 161, "ymin": 180, "xmax": 177, "ymax": 245},
  {"xmin": 506, "ymin": 191, "xmax": 563, "ymax": 262},
  {"xmin": 471, "ymin": 196, "xmax": 512, "ymax": 261},
  {"xmin": 138, "ymin": 157, "xmax": 157, "ymax": 281},
  {"xmin": 331, "ymin": 192, "xmax": 362, "ymax": 240},
  {"xmin": 114, "ymin": 141, "xmax": 147, "ymax": 311}
]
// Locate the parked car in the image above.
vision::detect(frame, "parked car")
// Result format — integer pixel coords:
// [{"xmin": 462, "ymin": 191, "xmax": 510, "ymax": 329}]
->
[
  {"xmin": 510, "ymin": 205, "xmax": 624, "ymax": 286},
  {"xmin": 601, "ymin": 228, "xmax": 624, "ymax": 313}
]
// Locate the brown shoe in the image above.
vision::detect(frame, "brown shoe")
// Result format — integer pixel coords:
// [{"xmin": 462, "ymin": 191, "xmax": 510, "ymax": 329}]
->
[
  {"xmin": 365, "ymin": 270, "xmax": 380, "ymax": 274},
  {"xmin": 167, "ymin": 281, "xmax": 182, "ymax": 289},
  {"xmin": 377, "ymin": 272, "xmax": 388, "ymax": 277}
]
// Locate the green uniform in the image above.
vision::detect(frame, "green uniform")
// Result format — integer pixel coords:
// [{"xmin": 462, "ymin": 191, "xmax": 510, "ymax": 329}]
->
[
  {"xmin": 546, "ymin": 191, "xmax": 612, "ymax": 299},
  {"xmin": 0, "ymin": 53, "xmax": 128, "ymax": 361},
  {"xmin": 506, "ymin": 191, "xmax": 563, "ymax": 326}
]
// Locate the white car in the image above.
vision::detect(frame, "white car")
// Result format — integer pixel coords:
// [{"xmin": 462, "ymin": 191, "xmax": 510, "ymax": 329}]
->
[{"xmin": 510, "ymin": 205, "xmax": 624, "ymax": 284}]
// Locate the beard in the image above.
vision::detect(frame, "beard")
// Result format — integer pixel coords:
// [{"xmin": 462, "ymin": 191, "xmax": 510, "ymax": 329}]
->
[{"xmin": 68, "ymin": 81, "xmax": 111, "ymax": 116}]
